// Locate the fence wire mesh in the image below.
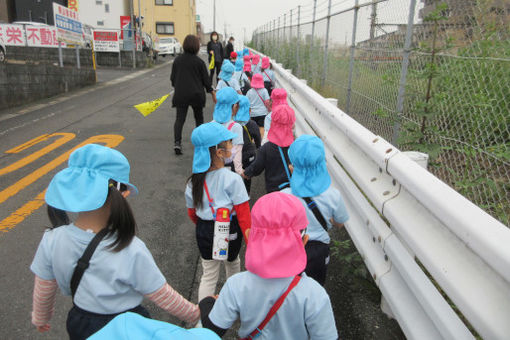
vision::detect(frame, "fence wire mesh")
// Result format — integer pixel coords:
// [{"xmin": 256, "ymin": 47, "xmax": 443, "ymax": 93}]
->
[{"xmin": 253, "ymin": 0, "xmax": 510, "ymax": 226}]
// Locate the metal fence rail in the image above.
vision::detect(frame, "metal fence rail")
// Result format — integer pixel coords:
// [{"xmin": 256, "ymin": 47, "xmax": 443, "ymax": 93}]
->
[
  {"xmin": 252, "ymin": 0, "xmax": 510, "ymax": 227},
  {"xmin": 249, "ymin": 46, "xmax": 510, "ymax": 340}
]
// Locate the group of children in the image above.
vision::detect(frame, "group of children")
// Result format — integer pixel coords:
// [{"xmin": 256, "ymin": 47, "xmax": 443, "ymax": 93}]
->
[{"xmin": 29, "ymin": 52, "xmax": 348, "ymax": 339}]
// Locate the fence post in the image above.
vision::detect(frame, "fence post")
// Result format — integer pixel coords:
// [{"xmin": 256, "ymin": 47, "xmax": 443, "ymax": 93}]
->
[
  {"xmin": 311, "ymin": 0, "xmax": 317, "ymax": 49},
  {"xmin": 320, "ymin": 0, "xmax": 332, "ymax": 88},
  {"xmin": 283, "ymin": 13, "xmax": 287, "ymax": 62},
  {"xmin": 75, "ymin": 46, "xmax": 80, "ymax": 69},
  {"xmin": 278, "ymin": 16, "xmax": 281, "ymax": 61},
  {"xmin": 297, "ymin": 6, "xmax": 301, "ymax": 76},
  {"xmin": 310, "ymin": 0, "xmax": 318, "ymax": 82},
  {"xmin": 346, "ymin": 0, "xmax": 360, "ymax": 114},
  {"xmin": 58, "ymin": 41, "xmax": 63, "ymax": 67},
  {"xmin": 392, "ymin": 0, "xmax": 417, "ymax": 145}
]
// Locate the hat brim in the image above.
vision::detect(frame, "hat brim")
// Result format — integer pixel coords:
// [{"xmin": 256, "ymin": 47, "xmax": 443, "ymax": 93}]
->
[{"xmin": 46, "ymin": 167, "xmax": 109, "ymax": 212}]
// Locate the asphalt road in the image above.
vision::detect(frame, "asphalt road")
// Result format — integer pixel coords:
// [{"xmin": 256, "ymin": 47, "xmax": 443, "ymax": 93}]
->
[{"xmin": 0, "ymin": 56, "xmax": 404, "ymax": 340}]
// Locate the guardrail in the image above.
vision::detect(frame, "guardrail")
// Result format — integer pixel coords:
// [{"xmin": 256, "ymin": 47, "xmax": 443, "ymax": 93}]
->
[{"xmin": 249, "ymin": 48, "xmax": 510, "ymax": 340}]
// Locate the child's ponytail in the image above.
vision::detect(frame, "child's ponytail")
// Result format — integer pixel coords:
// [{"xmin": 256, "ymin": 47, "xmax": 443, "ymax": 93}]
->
[{"xmin": 106, "ymin": 184, "xmax": 136, "ymax": 252}]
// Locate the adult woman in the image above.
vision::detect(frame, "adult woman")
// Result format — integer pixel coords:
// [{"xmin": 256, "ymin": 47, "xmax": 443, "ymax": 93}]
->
[
  {"xmin": 171, "ymin": 35, "xmax": 216, "ymax": 155},
  {"xmin": 206, "ymin": 31, "xmax": 223, "ymax": 85}
]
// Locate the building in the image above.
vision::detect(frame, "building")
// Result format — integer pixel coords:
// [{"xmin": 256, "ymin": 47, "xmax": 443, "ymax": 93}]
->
[
  {"xmin": 79, "ymin": 0, "xmax": 129, "ymax": 30},
  {"xmin": 135, "ymin": 0, "xmax": 196, "ymax": 44},
  {"xmin": 1, "ymin": 0, "xmax": 67, "ymax": 24}
]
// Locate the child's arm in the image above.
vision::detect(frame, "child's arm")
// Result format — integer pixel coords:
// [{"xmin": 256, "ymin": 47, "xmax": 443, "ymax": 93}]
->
[
  {"xmin": 331, "ymin": 218, "xmax": 344, "ymax": 228},
  {"xmin": 232, "ymin": 144, "xmax": 244, "ymax": 175},
  {"xmin": 244, "ymin": 145, "xmax": 266, "ymax": 178},
  {"xmin": 145, "ymin": 283, "xmax": 200, "ymax": 326},
  {"xmin": 32, "ymin": 275, "xmax": 58, "ymax": 332},
  {"xmin": 187, "ymin": 208, "xmax": 198, "ymax": 224},
  {"xmin": 233, "ymin": 201, "xmax": 251, "ymax": 241},
  {"xmin": 199, "ymin": 297, "xmax": 228, "ymax": 337}
]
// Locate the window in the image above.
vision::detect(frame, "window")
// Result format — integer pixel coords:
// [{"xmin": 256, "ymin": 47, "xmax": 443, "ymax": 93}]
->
[
  {"xmin": 156, "ymin": 22, "xmax": 174, "ymax": 34},
  {"xmin": 155, "ymin": 0, "xmax": 173, "ymax": 5},
  {"xmin": 105, "ymin": 4, "xmax": 110, "ymax": 13},
  {"xmin": 97, "ymin": 20, "xmax": 104, "ymax": 26},
  {"xmin": 96, "ymin": 0, "xmax": 102, "ymax": 4}
]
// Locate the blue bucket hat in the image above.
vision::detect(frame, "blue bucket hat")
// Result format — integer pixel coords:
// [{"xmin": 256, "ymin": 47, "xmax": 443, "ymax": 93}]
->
[
  {"xmin": 45, "ymin": 144, "xmax": 138, "ymax": 213},
  {"xmin": 234, "ymin": 95, "xmax": 250, "ymax": 123},
  {"xmin": 213, "ymin": 87, "xmax": 242, "ymax": 123},
  {"xmin": 219, "ymin": 61, "xmax": 235, "ymax": 81},
  {"xmin": 191, "ymin": 122, "xmax": 237, "ymax": 173},
  {"xmin": 88, "ymin": 312, "xmax": 220, "ymax": 340},
  {"xmin": 288, "ymin": 135, "xmax": 331, "ymax": 197},
  {"xmin": 235, "ymin": 58, "xmax": 243, "ymax": 72},
  {"xmin": 243, "ymin": 47, "xmax": 249, "ymax": 56}
]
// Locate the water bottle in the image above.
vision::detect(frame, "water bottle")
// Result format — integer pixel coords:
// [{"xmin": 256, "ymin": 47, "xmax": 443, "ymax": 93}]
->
[{"xmin": 212, "ymin": 208, "xmax": 230, "ymax": 260}]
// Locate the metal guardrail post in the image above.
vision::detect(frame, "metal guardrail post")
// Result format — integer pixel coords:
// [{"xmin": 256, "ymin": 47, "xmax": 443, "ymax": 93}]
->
[
  {"xmin": 392, "ymin": 0, "xmax": 417, "ymax": 145},
  {"xmin": 297, "ymin": 6, "xmax": 301, "ymax": 77},
  {"xmin": 321, "ymin": 0, "xmax": 333, "ymax": 88},
  {"xmin": 58, "ymin": 41, "xmax": 63, "ymax": 67},
  {"xmin": 346, "ymin": 0, "xmax": 360, "ymax": 114}
]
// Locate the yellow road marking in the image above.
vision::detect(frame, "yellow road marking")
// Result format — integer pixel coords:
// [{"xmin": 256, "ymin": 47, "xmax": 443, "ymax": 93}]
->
[
  {"xmin": 0, "ymin": 133, "xmax": 76, "ymax": 176},
  {"xmin": 0, "ymin": 134, "xmax": 124, "ymax": 206},
  {"xmin": 0, "ymin": 134, "xmax": 125, "ymax": 232}
]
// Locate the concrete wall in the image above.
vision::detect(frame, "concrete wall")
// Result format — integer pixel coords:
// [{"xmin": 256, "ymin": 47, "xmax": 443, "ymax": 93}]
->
[
  {"xmin": 0, "ymin": 63, "xmax": 96, "ymax": 110},
  {"xmin": 95, "ymin": 50, "xmax": 148, "ymax": 68},
  {"xmin": 6, "ymin": 46, "xmax": 94, "ymax": 67}
]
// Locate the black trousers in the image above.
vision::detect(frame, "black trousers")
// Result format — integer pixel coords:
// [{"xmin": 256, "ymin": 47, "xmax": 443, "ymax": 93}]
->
[
  {"xmin": 196, "ymin": 217, "xmax": 243, "ymax": 262},
  {"xmin": 304, "ymin": 241, "xmax": 330, "ymax": 286},
  {"xmin": 174, "ymin": 105, "xmax": 204, "ymax": 143},
  {"xmin": 66, "ymin": 304, "xmax": 150, "ymax": 340},
  {"xmin": 209, "ymin": 62, "xmax": 221, "ymax": 84}
]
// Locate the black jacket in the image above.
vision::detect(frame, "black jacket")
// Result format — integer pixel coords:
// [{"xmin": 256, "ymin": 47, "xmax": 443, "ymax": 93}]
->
[
  {"xmin": 225, "ymin": 42, "xmax": 234, "ymax": 59},
  {"xmin": 244, "ymin": 141, "xmax": 291, "ymax": 193},
  {"xmin": 206, "ymin": 41, "xmax": 223, "ymax": 63},
  {"xmin": 170, "ymin": 53, "xmax": 213, "ymax": 108}
]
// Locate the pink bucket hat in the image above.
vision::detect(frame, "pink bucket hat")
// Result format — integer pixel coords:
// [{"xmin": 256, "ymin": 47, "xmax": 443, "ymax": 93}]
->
[
  {"xmin": 252, "ymin": 55, "xmax": 260, "ymax": 65},
  {"xmin": 271, "ymin": 88, "xmax": 288, "ymax": 107},
  {"xmin": 245, "ymin": 192, "xmax": 308, "ymax": 279},
  {"xmin": 243, "ymin": 55, "xmax": 252, "ymax": 72},
  {"xmin": 268, "ymin": 105, "xmax": 296, "ymax": 147},
  {"xmin": 251, "ymin": 74, "xmax": 264, "ymax": 89},
  {"xmin": 261, "ymin": 57, "xmax": 270, "ymax": 69}
]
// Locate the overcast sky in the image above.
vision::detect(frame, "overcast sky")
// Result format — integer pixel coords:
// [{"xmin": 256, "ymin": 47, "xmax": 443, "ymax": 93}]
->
[{"xmin": 196, "ymin": 0, "xmax": 422, "ymax": 48}]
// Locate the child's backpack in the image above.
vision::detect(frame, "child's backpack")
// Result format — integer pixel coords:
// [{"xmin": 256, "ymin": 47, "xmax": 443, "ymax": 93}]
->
[{"xmin": 242, "ymin": 124, "xmax": 257, "ymax": 168}]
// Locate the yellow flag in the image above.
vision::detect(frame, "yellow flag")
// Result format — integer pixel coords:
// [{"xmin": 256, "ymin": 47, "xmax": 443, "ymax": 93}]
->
[
  {"xmin": 209, "ymin": 52, "xmax": 215, "ymax": 70},
  {"xmin": 134, "ymin": 94, "xmax": 170, "ymax": 117}
]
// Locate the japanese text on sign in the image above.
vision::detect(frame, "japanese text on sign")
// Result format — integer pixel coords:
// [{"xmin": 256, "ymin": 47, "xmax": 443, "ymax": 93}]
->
[
  {"xmin": 0, "ymin": 24, "xmax": 26, "ymax": 46},
  {"xmin": 53, "ymin": 2, "xmax": 82, "ymax": 45},
  {"xmin": 93, "ymin": 30, "xmax": 120, "ymax": 52}
]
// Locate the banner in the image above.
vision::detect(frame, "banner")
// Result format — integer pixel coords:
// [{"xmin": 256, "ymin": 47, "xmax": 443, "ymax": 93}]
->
[
  {"xmin": 26, "ymin": 26, "xmax": 61, "ymax": 48},
  {"xmin": 93, "ymin": 30, "xmax": 119, "ymax": 52},
  {"xmin": 53, "ymin": 2, "xmax": 82, "ymax": 45},
  {"xmin": 134, "ymin": 94, "xmax": 170, "ymax": 117},
  {"xmin": 120, "ymin": 16, "xmax": 131, "ymax": 40},
  {"xmin": 0, "ymin": 24, "xmax": 26, "ymax": 46}
]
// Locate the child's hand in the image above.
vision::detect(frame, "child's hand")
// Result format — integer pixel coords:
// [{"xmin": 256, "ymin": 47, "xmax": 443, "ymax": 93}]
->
[
  {"xmin": 288, "ymin": 164, "xmax": 294, "ymax": 174},
  {"xmin": 36, "ymin": 324, "xmax": 50, "ymax": 332}
]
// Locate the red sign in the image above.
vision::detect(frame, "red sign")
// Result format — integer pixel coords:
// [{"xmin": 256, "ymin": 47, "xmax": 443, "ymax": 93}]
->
[
  {"xmin": 120, "ymin": 16, "xmax": 131, "ymax": 39},
  {"xmin": 94, "ymin": 31, "xmax": 117, "ymax": 41}
]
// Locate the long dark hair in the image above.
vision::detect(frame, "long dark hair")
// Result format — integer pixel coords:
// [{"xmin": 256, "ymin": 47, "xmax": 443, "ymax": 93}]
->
[
  {"xmin": 47, "ymin": 181, "xmax": 136, "ymax": 252},
  {"xmin": 188, "ymin": 142, "xmax": 226, "ymax": 209}
]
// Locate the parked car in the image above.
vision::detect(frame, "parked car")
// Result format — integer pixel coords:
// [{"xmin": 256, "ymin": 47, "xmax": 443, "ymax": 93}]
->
[
  {"xmin": 157, "ymin": 37, "xmax": 182, "ymax": 57},
  {"xmin": 0, "ymin": 37, "xmax": 5, "ymax": 63}
]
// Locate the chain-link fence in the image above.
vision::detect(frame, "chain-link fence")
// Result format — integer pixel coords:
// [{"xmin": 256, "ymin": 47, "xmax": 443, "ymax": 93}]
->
[{"xmin": 253, "ymin": 0, "xmax": 510, "ymax": 226}]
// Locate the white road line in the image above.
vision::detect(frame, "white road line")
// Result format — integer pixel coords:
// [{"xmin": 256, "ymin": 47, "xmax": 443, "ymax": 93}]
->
[{"xmin": 0, "ymin": 112, "xmax": 57, "ymax": 136}]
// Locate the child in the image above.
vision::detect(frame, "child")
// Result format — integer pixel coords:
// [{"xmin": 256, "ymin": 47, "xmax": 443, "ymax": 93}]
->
[
  {"xmin": 242, "ymin": 55, "xmax": 253, "ymax": 95},
  {"xmin": 282, "ymin": 135, "xmax": 349, "ymax": 285},
  {"xmin": 233, "ymin": 57, "xmax": 250, "ymax": 95},
  {"xmin": 30, "ymin": 144, "xmax": 199, "ymax": 340},
  {"xmin": 246, "ymin": 73, "xmax": 270, "ymax": 136},
  {"xmin": 229, "ymin": 51, "xmax": 237, "ymax": 64},
  {"xmin": 233, "ymin": 95, "xmax": 261, "ymax": 193},
  {"xmin": 243, "ymin": 105, "xmax": 295, "ymax": 193},
  {"xmin": 261, "ymin": 57, "xmax": 275, "ymax": 96},
  {"xmin": 89, "ymin": 312, "xmax": 220, "ymax": 339},
  {"xmin": 216, "ymin": 61, "xmax": 241, "ymax": 94},
  {"xmin": 199, "ymin": 192, "xmax": 338, "ymax": 340},
  {"xmin": 251, "ymin": 54, "xmax": 261, "ymax": 74},
  {"xmin": 262, "ymin": 88, "xmax": 288, "ymax": 145},
  {"xmin": 186, "ymin": 122, "xmax": 251, "ymax": 302},
  {"xmin": 212, "ymin": 87, "xmax": 244, "ymax": 175}
]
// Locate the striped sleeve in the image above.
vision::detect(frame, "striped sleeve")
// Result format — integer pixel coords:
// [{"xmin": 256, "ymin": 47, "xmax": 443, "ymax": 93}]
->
[
  {"xmin": 31, "ymin": 275, "xmax": 58, "ymax": 327},
  {"xmin": 145, "ymin": 283, "xmax": 200, "ymax": 325}
]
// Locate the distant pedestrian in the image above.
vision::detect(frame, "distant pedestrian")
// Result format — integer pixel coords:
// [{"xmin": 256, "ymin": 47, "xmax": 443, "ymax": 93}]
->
[
  {"xmin": 30, "ymin": 144, "xmax": 200, "ymax": 340},
  {"xmin": 224, "ymin": 36, "xmax": 235, "ymax": 60},
  {"xmin": 261, "ymin": 57, "xmax": 275, "ymax": 96},
  {"xmin": 171, "ymin": 34, "xmax": 216, "ymax": 155},
  {"xmin": 207, "ymin": 32, "xmax": 224, "ymax": 84}
]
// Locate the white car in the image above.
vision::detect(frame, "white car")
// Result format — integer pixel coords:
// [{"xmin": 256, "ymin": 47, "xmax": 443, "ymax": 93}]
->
[
  {"xmin": 0, "ymin": 38, "xmax": 5, "ymax": 63},
  {"xmin": 157, "ymin": 37, "xmax": 182, "ymax": 57}
]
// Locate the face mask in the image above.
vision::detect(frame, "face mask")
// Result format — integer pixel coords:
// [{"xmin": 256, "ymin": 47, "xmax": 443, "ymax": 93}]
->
[{"xmin": 212, "ymin": 35, "xmax": 218, "ymax": 41}]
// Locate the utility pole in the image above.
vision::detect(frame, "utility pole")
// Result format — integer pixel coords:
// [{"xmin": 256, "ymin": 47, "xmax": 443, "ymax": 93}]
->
[
  {"xmin": 130, "ymin": 0, "xmax": 136, "ymax": 69},
  {"xmin": 213, "ymin": 0, "xmax": 216, "ymax": 31},
  {"xmin": 138, "ymin": 0, "xmax": 142, "ymax": 50}
]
